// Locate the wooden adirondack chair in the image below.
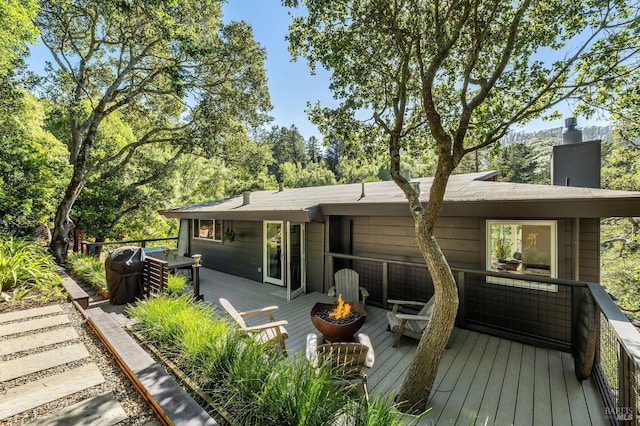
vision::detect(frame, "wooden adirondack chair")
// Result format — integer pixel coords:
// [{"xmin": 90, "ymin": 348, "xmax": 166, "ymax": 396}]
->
[
  {"xmin": 328, "ymin": 268, "xmax": 369, "ymax": 305},
  {"xmin": 305, "ymin": 332, "xmax": 375, "ymax": 401},
  {"xmin": 219, "ymin": 298, "xmax": 288, "ymax": 352},
  {"xmin": 386, "ymin": 296, "xmax": 435, "ymax": 347}
]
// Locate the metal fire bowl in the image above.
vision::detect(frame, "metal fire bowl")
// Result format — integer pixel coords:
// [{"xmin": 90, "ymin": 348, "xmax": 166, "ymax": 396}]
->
[{"xmin": 310, "ymin": 302, "xmax": 367, "ymax": 342}]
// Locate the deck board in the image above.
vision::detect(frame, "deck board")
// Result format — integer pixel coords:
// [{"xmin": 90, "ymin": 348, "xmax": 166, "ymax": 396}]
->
[
  {"xmin": 476, "ymin": 338, "xmax": 510, "ymax": 424},
  {"xmin": 198, "ymin": 267, "xmax": 609, "ymax": 425},
  {"xmin": 495, "ymin": 341, "xmax": 522, "ymax": 425},
  {"xmin": 514, "ymin": 344, "xmax": 536, "ymax": 424},
  {"xmin": 533, "ymin": 347, "xmax": 553, "ymax": 425}
]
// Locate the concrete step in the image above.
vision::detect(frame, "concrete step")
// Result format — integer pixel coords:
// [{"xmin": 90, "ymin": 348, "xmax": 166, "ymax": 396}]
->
[
  {"xmin": 0, "ymin": 304, "xmax": 62, "ymax": 323},
  {"xmin": 0, "ymin": 343, "xmax": 90, "ymax": 382},
  {"xmin": 29, "ymin": 391, "xmax": 127, "ymax": 426},
  {"xmin": 0, "ymin": 314, "xmax": 70, "ymax": 338},
  {"xmin": 0, "ymin": 363, "xmax": 105, "ymax": 419},
  {"xmin": 0, "ymin": 326, "xmax": 78, "ymax": 356}
]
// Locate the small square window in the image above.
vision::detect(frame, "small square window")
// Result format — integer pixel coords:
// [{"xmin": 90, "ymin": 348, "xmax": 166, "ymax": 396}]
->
[
  {"xmin": 193, "ymin": 219, "xmax": 223, "ymax": 241},
  {"xmin": 486, "ymin": 220, "xmax": 557, "ymax": 291}
]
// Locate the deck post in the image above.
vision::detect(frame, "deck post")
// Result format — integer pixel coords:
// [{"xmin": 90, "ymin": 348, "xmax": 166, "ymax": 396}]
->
[
  {"xmin": 192, "ymin": 264, "xmax": 203, "ymax": 301},
  {"xmin": 382, "ymin": 261, "xmax": 388, "ymax": 308},
  {"xmin": 457, "ymin": 271, "xmax": 466, "ymax": 326}
]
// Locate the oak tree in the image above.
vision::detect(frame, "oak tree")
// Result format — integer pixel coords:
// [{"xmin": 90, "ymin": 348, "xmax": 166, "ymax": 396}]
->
[
  {"xmin": 36, "ymin": 0, "xmax": 271, "ymax": 262},
  {"xmin": 286, "ymin": 0, "xmax": 639, "ymax": 411}
]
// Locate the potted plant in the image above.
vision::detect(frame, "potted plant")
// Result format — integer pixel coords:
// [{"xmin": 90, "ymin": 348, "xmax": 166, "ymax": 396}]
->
[
  {"xmin": 223, "ymin": 228, "xmax": 235, "ymax": 243},
  {"xmin": 493, "ymin": 237, "xmax": 512, "ymax": 262}
]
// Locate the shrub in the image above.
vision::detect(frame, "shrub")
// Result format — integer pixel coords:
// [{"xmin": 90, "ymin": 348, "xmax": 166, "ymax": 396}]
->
[
  {"xmin": 0, "ymin": 237, "xmax": 62, "ymax": 301},
  {"xmin": 66, "ymin": 253, "xmax": 106, "ymax": 292},
  {"xmin": 167, "ymin": 273, "xmax": 189, "ymax": 295},
  {"xmin": 127, "ymin": 296, "xmax": 414, "ymax": 425}
]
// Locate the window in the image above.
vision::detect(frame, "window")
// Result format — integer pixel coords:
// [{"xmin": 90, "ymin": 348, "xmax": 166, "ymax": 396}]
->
[
  {"xmin": 193, "ymin": 219, "xmax": 223, "ymax": 241},
  {"xmin": 486, "ymin": 220, "xmax": 557, "ymax": 292}
]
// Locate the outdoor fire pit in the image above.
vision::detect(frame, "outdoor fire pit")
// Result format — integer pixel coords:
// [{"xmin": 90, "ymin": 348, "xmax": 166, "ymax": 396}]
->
[{"xmin": 310, "ymin": 297, "xmax": 367, "ymax": 342}]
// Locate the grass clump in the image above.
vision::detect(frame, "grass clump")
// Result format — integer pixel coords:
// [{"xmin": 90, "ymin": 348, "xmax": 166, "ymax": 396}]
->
[
  {"xmin": 128, "ymin": 295, "xmax": 415, "ymax": 425},
  {"xmin": 0, "ymin": 237, "xmax": 63, "ymax": 302},
  {"xmin": 167, "ymin": 273, "xmax": 189, "ymax": 295},
  {"xmin": 66, "ymin": 253, "xmax": 107, "ymax": 293}
]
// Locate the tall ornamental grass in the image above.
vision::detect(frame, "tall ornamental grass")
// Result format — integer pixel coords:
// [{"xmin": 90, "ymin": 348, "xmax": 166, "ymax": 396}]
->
[
  {"xmin": 66, "ymin": 253, "xmax": 107, "ymax": 292},
  {"xmin": 0, "ymin": 237, "xmax": 62, "ymax": 301},
  {"xmin": 128, "ymin": 295, "xmax": 417, "ymax": 425},
  {"xmin": 167, "ymin": 273, "xmax": 189, "ymax": 295}
]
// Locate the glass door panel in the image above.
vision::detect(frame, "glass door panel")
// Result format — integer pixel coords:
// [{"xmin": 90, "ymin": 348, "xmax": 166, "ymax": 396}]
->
[
  {"xmin": 287, "ymin": 222, "xmax": 305, "ymax": 300},
  {"xmin": 264, "ymin": 221, "xmax": 284, "ymax": 286}
]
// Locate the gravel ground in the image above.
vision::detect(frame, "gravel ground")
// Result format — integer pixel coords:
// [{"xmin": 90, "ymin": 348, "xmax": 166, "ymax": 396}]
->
[{"xmin": 0, "ymin": 298, "xmax": 158, "ymax": 425}]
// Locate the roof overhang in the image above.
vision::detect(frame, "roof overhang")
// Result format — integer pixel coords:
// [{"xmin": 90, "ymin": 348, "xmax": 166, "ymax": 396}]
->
[{"xmin": 161, "ymin": 205, "xmax": 323, "ymax": 222}]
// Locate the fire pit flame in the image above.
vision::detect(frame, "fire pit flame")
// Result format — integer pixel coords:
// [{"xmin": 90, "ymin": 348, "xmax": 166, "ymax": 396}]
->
[{"xmin": 329, "ymin": 294, "xmax": 351, "ymax": 320}]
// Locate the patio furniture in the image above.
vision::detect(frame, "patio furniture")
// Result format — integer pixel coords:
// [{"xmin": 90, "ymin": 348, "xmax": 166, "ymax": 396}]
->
[
  {"xmin": 219, "ymin": 298, "xmax": 288, "ymax": 352},
  {"xmin": 305, "ymin": 332, "xmax": 375, "ymax": 401},
  {"xmin": 328, "ymin": 268, "xmax": 369, "ymax": 305},
  {"xmin": 386, "ymin": 296, "xmax": 435, "ymax": 347}
]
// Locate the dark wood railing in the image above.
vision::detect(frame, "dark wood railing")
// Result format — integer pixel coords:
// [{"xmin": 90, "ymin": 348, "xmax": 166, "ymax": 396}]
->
[
  {"xmin": 326, "ymin": 252, "xmax": 639, "ymax": 425},
  {"xmin": 80, "ymin": 237, "xmax": 178, "ymax": 256},
  {"xmin": 143, "ymin": 256, "xmax": 169, "ymax": 297}
]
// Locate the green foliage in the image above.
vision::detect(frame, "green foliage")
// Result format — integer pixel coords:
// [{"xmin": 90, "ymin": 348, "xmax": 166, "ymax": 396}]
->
[
  {"xmin": 598, "ymin": 136, "xmax": 640, "ymax": 318},
  {"xmin": 285, "ymin": 0, "xmax": 639, "ymax": 411},
  {"xmin": 280, "ymin": 162, "xmax": 337, "ymax": 188},
  {"xmin": 492, "ymin": 237, "xmax": 512, "ymax": 261},
  {"xmin": 36, "ymin": 0, "xmax": 272, "ymax": 261},
  {"xmin": 264, "ymin": 125, "xmax": 309, "ymax": 178},
  {"xmin": 0, "ymin": 93, "xmax": 69, "ymax": 237},
  {"xmin": 0, "ymin": 238, "xmax": 62, "ymax": 300},
  {"xmin": 128, "ymin": 296, "xmax": 409, "ymax": 425},
  {"xmin": 66, "ymin": 253, "xmax": 106, "ymax": 292},
  {"xmin": 249, "ymin": 356, "xmax": 348, "ymax": 425},
  {"xmin": 167, "ymin": 273, "xmax": 189, "ymax": 295},
  {"xmin": 489, "ymin": 139, "xmax": 553, "ymax": 184},
  {"xmin": 0, "ymin": 0, "xmax": 39, "ymax": 74}
]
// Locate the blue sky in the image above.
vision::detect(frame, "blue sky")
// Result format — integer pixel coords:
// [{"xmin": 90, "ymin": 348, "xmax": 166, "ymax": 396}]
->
[
  {"xmin": 223, "ymin": 1, "xmax": 334, "ymax": 140},
  {"xmin": 26, "ymin": 1, "xmax": 608, "ymax": 142},
  {"xmin": 223, "ymin": 1, "xmax": 608, "ymax": 138}
]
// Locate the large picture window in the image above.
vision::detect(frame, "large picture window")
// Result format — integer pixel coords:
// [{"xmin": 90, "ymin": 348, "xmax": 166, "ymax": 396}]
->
[
  {"xmin": 486, "ymin": 220, "xmax": 557, "ymax": 291},
  {"xmin": 193, "ymin": 219, "xmax": 223, "ymax": 241}
]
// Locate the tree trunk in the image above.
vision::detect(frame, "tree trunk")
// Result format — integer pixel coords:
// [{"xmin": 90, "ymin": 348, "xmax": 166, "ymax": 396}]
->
[
  {"xmin": 395, "ymin": 220, "xmax": 459, "ymax": 412},
  {"xmin": 50, "ymin": 165, "xmax": 88, "ymax": 264}
]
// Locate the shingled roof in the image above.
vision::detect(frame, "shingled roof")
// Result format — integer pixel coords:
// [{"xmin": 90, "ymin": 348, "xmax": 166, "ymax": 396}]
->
[{"xmin": 161, "ymin": 171, "xmax": 640, "ymax": 221}]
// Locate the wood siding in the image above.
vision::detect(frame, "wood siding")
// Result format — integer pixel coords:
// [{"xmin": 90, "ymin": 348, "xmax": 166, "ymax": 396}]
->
[
  {"xmin": 347, "ymin": 215, "xmax": 482, "ymax": 268},
  {"xmin": 305, "ymin": 222, "xmax": 324, "ymax": 293},
  {"xmin": 579, "ymin": 218, "xmax": 600, "ymax": 283},
  {"xmin": 339, "ymin": 215, "xmax": 600, "ymax": 349},
  {"xmin": 190, "ymin": 219, "xmax": 325, "ymax": 295},
  {"xmin": 190, "ymin": 220, "xmax": 263, "ymax": 282}
]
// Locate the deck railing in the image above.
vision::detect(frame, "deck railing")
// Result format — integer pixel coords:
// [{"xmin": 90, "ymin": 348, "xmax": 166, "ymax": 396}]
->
[
  {"xmin": 80, "ymin": 237, "xmax": 178, "ymax": 256},
  {"xmin": 326, "ymin": 252, "xmax": 640, "ymax": 425}
]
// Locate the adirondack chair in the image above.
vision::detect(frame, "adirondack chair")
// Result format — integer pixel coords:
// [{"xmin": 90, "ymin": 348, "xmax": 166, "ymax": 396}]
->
[
  {"xmin": 305, "ymin": 333, "xmax": 375, "ymax": 401},
  {"xmin": 386, "ymin": 295, "xmax": 435, "ymax": 347},
  {"xmin": 328, "ymin": 268, "xmax": 369, "ymax": 305},
  {"xmin": 219, "ymin": 298, "xmax": 288, "ymax": 352}
]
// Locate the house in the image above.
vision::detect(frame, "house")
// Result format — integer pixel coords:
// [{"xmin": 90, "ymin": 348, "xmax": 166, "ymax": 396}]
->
[
  {"xmin": 161, "ymin": 171, "xmax": 640, "ymax": 338},
  {"xmin": 161, "ymin": 169, "xmax": 640, "ymax": 421}
]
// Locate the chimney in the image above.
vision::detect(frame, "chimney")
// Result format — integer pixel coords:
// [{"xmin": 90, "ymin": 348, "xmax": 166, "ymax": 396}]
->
[
  {"xmin": 242, "ymin": 191, "xmax": 251, "ymax": 205},
  {"xmin": 562, "ymin": 117, "xmax": 582, "ymax": 144},
  {"xmin": 551, "ymin": 117, "xmax": 600, "ymax": 188}
]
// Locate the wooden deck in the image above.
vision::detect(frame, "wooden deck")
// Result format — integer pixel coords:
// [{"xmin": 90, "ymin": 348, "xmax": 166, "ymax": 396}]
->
[{"xmin": 198, "ymin": 268, "xmax": 609, "ymax": 425}]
